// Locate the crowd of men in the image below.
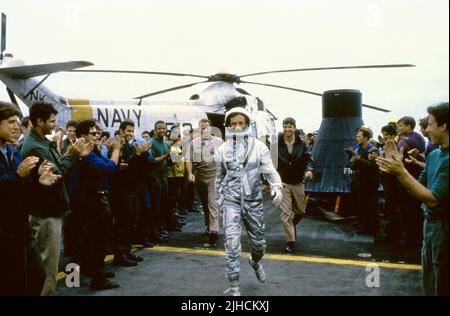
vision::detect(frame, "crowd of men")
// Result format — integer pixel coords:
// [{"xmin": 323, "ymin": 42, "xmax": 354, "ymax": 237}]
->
[
  {"xmin": 0, "ymin": 99, "xmax": 448, "ymax": 296},
  {"xmin": 347, "ymin": 115, "xmax": 441, "ymax": 248}
]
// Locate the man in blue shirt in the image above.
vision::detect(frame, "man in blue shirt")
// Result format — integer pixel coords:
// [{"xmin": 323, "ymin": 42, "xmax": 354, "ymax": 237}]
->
[
  {"xmin": 0, "ymin": 101, "xmax": 60, "ymax": 296},
  {"xmin": 348, "ymin": 127, "xmax": 380, "ymax": 235},
  {"xmin": 377, "ymin": 102, "xmax": 448, "ymax": 296},
  {"xmin": 69, "ymin": 119, "xmax": 122, "ymax": 291}
]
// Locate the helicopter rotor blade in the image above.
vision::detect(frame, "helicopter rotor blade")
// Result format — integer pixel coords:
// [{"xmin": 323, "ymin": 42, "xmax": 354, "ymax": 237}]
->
[
  {"xmin": 265, "ymin": 108, "xmax": 278, "ymax": 120},
  {"xmin": 1, "ymin": 13, "xmax": 6, "ymax": 62},
  {"xmin": 240, "ymin": 80, "xmax": 391, "ymax": 112},
  {"xmin": 68, "ymin": 69, "xmax": 209, "ymax": 79},
  {"xmin": 240, "ymin": 64, "xmax": 415, "ymax": 78},
  {"xmin": 6, "ymin": 88, "xmax": 23, "ymax": 118},
  {"xmin": 360, "ymin": 103, "xmax": 391, "ymax": 113},
  {"xmin": 240, "ymin": 80, "xmax": 323, "ymax": 97},
  {"xmin": 134, "ymin": 80, "xmax": 209, "ymax": 100}
]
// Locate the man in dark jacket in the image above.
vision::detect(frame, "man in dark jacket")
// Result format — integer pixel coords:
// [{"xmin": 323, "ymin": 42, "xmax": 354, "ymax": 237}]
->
[
  {"xmin": 377, "ymin": 103, "xmax": 448, "ymax": 296},
  {"xmin": 348, "ymin": 127, "xmax": 380, "ymax": 235},
  {"xmin": 0, "ymin": 101, "xmax": 60, "ymax": 296},
  {"xmin": 21, "ymin": 102, "xmax": 91, "ymax": 295},
  {"xmin": 397, "ymin": 116, "xmax": 426, "ymax": 248},
  {"xmin": 272, "ymin": 118, "xmax": 313, "ymax": 253},
  {"xmin": 109, "ymin": 120, "xmax": 153, "ymax": 266},
  {"xmin": 69, "ymin": 119, "xmax": 122, "ymax": 291},
  {"xmin": 375, "ymin": 124, "xmax": 401, "ymax": 244}
]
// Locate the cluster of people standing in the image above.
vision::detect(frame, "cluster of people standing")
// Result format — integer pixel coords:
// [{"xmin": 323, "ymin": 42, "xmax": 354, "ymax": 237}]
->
[{"xmin": 0, "ymin": 99, "xmax": 448, "ymax": 296}]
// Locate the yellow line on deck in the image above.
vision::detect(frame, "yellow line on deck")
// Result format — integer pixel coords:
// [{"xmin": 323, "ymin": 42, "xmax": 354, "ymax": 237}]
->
[
  {"xmin": 145, "ymin": 246, "xmax": 422, "ymax": 270},
  {"xmin": 57, "ymin": 245, "xmax": 421, "ymax": 281}
]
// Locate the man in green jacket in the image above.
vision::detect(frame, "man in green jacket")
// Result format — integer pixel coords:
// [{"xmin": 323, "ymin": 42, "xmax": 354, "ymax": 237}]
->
[{"xmin": 21, "ymin": 102, "xmax": 91, "ymax": 296}]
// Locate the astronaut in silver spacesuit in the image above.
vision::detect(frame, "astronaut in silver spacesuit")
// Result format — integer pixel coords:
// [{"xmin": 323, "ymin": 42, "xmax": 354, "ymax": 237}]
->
[{"xmin": 215, "ymin": 107, "xmax": 283, "ymax": 296}]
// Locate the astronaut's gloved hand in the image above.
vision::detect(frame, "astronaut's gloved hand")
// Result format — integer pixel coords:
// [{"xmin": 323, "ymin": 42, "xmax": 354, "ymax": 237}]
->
[{"xmin": 271, "ymin": 188, "xmax": 282, "ymax": 206}]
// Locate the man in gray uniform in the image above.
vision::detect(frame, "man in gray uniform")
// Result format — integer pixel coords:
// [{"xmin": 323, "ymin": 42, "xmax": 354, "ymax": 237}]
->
[
  {"xmin": 186, "ymin": 119, "xmax": 223, "ymax": 247},
  {"xmin": 215, "ymin": 107, "xmax": 282, "ymax": 296}
]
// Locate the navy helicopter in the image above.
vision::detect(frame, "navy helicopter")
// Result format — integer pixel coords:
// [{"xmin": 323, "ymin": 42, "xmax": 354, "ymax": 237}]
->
[{"xmin": 0, "ymin": 13, "xmax": 415, "ymax": 214}]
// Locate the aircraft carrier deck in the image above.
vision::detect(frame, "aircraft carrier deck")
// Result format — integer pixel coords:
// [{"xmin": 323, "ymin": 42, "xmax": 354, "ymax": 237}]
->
[{"xmin": 56, "ymin": 192, "xmax": 422, "ymax": 296}]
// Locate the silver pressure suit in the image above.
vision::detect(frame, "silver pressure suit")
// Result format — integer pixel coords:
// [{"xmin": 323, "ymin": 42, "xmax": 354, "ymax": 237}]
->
[{"xmin": 215, "ymin": 135, "xmax": 282, "ymax": 283}]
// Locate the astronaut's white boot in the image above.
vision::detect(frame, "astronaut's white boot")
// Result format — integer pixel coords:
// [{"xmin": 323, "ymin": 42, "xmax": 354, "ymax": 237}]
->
[
  {"xmin": 249, "ymin": 258, "xmax": 266, "ymax": 283},
  {"xmin": 224, "ymin": 281, "xmax": 241, "ymax": 296}
]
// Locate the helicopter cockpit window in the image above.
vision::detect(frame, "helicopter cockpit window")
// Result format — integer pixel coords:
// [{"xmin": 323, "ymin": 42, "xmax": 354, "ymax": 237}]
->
[
  {"xmin": 169, "ymin": 124, "xmax": 181, "ymax": 140},
  {"xmin": 256, "ymin": 97, "xmax": 265, "ymax": 111},
  {"xmin": 182, "ymin": 123, "xmax": 193, "ymax": 131},
  {"xmin": 165, "ymin": 122, "xmax": 175, "ymax": 137},
  {"xmin": 235, "ymin": 88, "xmax": 251, "ymax": 96}
]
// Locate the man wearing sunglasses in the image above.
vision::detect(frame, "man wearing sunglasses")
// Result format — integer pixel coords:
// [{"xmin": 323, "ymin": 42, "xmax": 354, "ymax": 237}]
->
[{"xmin": 68, "ymin": 119, "xmax": 122, "ymax": 291}]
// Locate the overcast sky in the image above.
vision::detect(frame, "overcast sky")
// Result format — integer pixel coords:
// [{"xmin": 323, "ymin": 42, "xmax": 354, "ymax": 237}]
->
[{"xmin": 1, "ymin": 0, "xmax": 448, "ymax": 135}]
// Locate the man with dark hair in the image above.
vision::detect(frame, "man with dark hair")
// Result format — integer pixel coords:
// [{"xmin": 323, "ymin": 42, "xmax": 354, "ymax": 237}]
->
[
  {"xmin": 18, "ymin": 116, "xmax": 32, "ymax": 148},
  {"xmin": 397, "ymin": 115, "xmax": 426, "ymax": 248},
  {"xmin": 348, "ymin": 128, "xmax": 380, "ymax": 234},
  {"xmin": 375, "ymin": 124, "xmax": 401, "ymax": 244},
  {"xmin": 186, "ymin": 118, "xmax": 223, "ymax": 247},
  {"xmin": 21, "ymin": 101, "xmax": 91, "ymax": 295},
  {"xmin": 272, "ymin": 117, "xmax": 313, "ymax": 253},
  {"xmin": 0, "ymin": 101, "xmax": 60, "ymax": 296},
  {"xmin": 215, "ymin": 107, "xmax": 282, "ymax": 296},
  {"xmin": 406, "ymin": 116, "xmax": 439, "ymax": 169},
  {"xmin": 92, "ymin": 119, "xmax": 109, "ymax": 158},
  {"xmin": 282, "ymin": 117, "xmax": 296, "ymax": 127},
  {"xmin": 101, "ymin": 131, "xmax": 110, "ymax": 140},
  {"xmin": 141, "ymin": 130, "xmax": 151, "ymax": 140},
  {"xmin": 61, "ymin": 120, "xmax": 78, "ymax": 154},
  {"xmin": 419, "ymin": 117, "xmax": 428, "ymax": 130},
  {"xmin": 28, "ymin": 102, "xmax": 57, "ymax": 128},
  {"xmin": 397, "ymin": 116, "xmax": 424, "ymax": 158},
  {"xmin": 419, "ymin": 117, "xmax": 438, "ymax": 157},
  {"xmin": 119, "ymin": 120, "xmax": 134, "ymax": 133},
  {"xmin": 199, "ymin": 118, "xmax": 212, "ymax": 126},
  {"xmin": 381, "ymin": 124, "xmax": 397, "ymax": 139},
  {"xmin": 398, "ymin": 116, "xmax": 417, "ymax": 130},
  {"xmin": 69, "ymin": 119, "xmax": 122, "ymax": 291},
  {"xmin": 110, "ymin": 119, "xmax": 153, "ymax": 266},
  {"xmin": 167, "ymin": 125, "xmax": 187, "ymax": 224},
  {"xmin": 306, "ymin": 132, "xmax": 315, "ymax": 147},
  {"xmin": 149, "ymin": 120, "xmax": 172, "ymax": 241},
  {"xmin": 377, "ymin": 102, "xmax": 448, "ymax": 296},
  {"xmin": 20, "ymin": 116, "xmax": 32, "ymax": 134}
]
